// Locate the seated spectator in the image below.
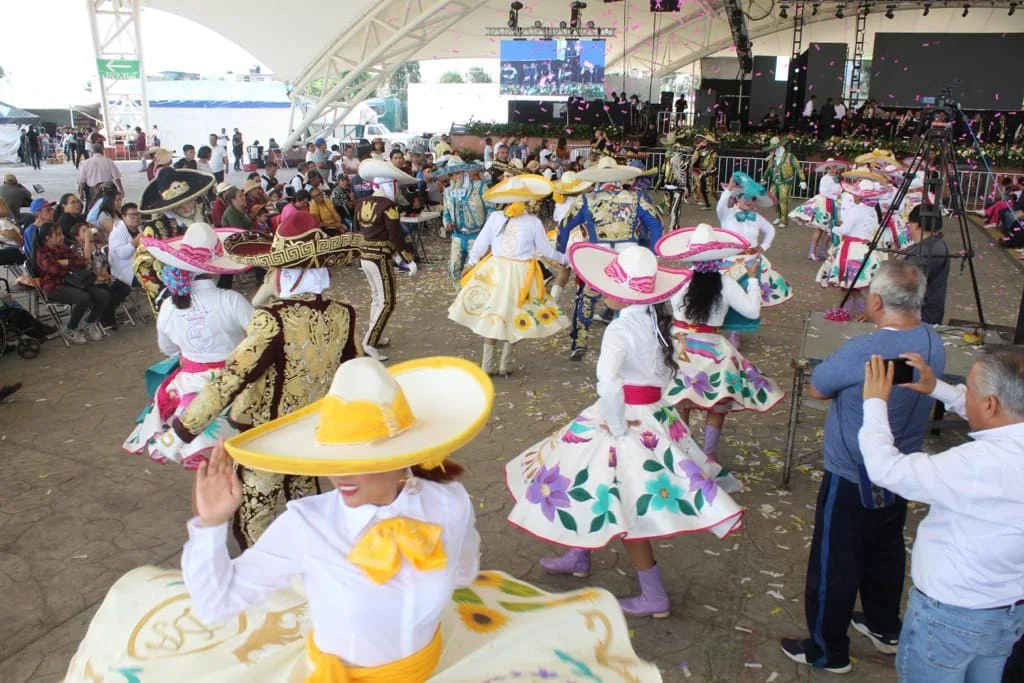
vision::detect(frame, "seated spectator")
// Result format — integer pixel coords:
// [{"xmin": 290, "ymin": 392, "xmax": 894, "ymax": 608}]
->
[
  {"xmin": 72, "ymin": 222, "xmax": 131, "ymax": 329},
  {"xmin": 173, "ymin": 144, "xmax": 198, "ymax": 170},
  {"xmin": 23, "ymin": 198, "xmax": 56, "ymax": 263},
  {"xmin": 900, "ymin": 206, "xmax": 949, "ymax": 325},
  {"xmin": 86, "ymin": 184, "xmax": 121, "ymax": 234},
  {"xmin": 860, "ymin": 349, "xmax": 1024, "ymax": 681},
  {"xmin": 266, "ymin": 189, "xmax": 283, "ymax": 212},
  {"xmin": 998, "ymin": 189, "xmax": 1024, "ymax": 247},
  {"xmin": 220, "ymin": 187, "xmax": 252, "ymax": 228},
  {"xmin": 304, "ymin": 169, "xmax": 324, "ymax": 193},
  {"xmin": 309, "ymin": 187, "xmax": 343, "ymax": 233},
  {"xmin": 0, "ymin": 199, "xmax": 25, "ymax": 266},
  {"xmin": 0, "ymin": 294, "xmax": 57, "ymax": 340},
  {"xmin": 33, "ymin": 223, "xmax": 110, "ymax": 344},
  {"xmin": 279, "ymin": 190, "xmax": 311, "ymax": 225},
  {"xmin": 211, "ymin": 182, "xmax": 234, "ymax": 226},
  {"xmin": 242, "ymin": 178, "xmax": 266, "ymax": 214},
  {"xmin": 195, "ymin": 146, "xmax": 214, "ymax": 176},
  {"xmin": 0, "ymin": 174, "xmax": 32, "ymax": 221},
  {"xmin": 55, "ymin": 193, "xmax": 86, "ymax": 242},
  {"xmin": 289, "ymin": 162, "xmax": 310, "ymax": 195},
  {"xmin": 781, "ymin": 260, "xmax": 945, "ymax": 674},
  {"xmin": 330, "ymin": 175, "xmax": 355, "ymax": 228},
  {"xmin": 250, "ymin": 204, "xmax": 271, "ymax": 233},
  {"xmin": 108, "ymin": 201, "xmax": 142, "ymax": 287}
]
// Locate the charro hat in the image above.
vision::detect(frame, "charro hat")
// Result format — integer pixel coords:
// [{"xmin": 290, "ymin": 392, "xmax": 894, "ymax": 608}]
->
[
  {"xmin": 139, "ymin": 168, "xmax": 216, "ymax": 214},
  {"xmin": 433, "ymin": 155, "xmax": 484, "ymax": 178},
  {"xmin": 358, "ymin": 159, "xmax": 418, "ymax": 186},
  {"xmin": 224, "ymin": 356, "xmax": 493, "ymax": 476},
  {"xmin": 726, "ymin": 171, "xmax": 774, "ymax": 208},
  {"xmin": 814, "ymin": 158, "xmax": 850, "ymax": 173},
  {"xmin": 569, "ymin": 243, "xmax": 689, "ymax": 305},
  {"xmin": 215, "ymin": 180, "xmax": 235, "ymax": 195},
  {"xmin": 142, "ymin": 223, "xmax": 250, "ymax": 274},
  {"xmin": 695, "ymin": 132, "xmax": 718, "ymax": 145},
  {"xmin": 550, "ymin": 171, "xmax": 593, "ymax": 195},
  {"xmin": 242, "ymin": 178, "xmax": 263, "ymax": 195},
  {"xmin": 483, "ymin": 174, "xmax": 553, "ymax": 204},
  {"xmin": 842, "ymin": 177, "xmax": 887, "ymax": 199},
  {"xmin": 656, "ymin": 223, "xmax": 750, "ymax": 262},
  {"xmin": 148, "ymin": 147, "xmax": 173, "ymax": 166},
  {"xmin": 222, "ymin": 211, "xmax": 364, "ymax": 269},
  {"xmin": 576, "ymin": 156, "xmax": 642, "ymax": 184}
]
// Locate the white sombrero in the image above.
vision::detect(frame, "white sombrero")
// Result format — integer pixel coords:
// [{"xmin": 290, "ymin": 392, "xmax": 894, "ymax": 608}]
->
[
  {"xmin": 814, "ymin": 158, "xmax": 850, "ymax": 173},
  {"xmin": 656, "ymin": 223, "xmax": 750, "ymax": 263},
  {"xmin": 215, "ymin": 180, "xmax": 235, "ymax": 195},
  {"xmin": 569, "ymin": 243, "xmax": 689, "ymax": 305},
  {"xmin": 225, "ymin": 356, "xmax": 494, "ymax": 476},
  {"xmin": 842, "ymin": 178, "xmax": 888, "ymax": 199},
  {"xmin": 576, "ymin": 156, "xmax": 642, "ymax": 184},
  {"xmin": 484, "ymin": 174, "xmax": 553, "ymax": 204},
  {"xmin": 358, "ymin": 158, "xmax": 419, "ymax": 186},
  {"xmin": 142, "ymin": 223, "xmax": 249, "ymax": 274},
  {"xmin": 551, "ymin": 171, "xmax": 593, "ymax": 195}
]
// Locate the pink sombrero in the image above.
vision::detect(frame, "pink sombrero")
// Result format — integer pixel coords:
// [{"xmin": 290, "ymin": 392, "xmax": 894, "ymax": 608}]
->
[
  {"xmin": 569, "ymin": 243, "xmax": 689, "ymax": 305},
  {"xmin": 142, "ymin": 223, "xmax": 249, "ymax": 274},
  {"xmin": 842, "ymin": 178, "xmax": 888, "ymax": 200},
  {"xmin": 656, "ymin": 223, "xmax": 750, "ymax": 263}
]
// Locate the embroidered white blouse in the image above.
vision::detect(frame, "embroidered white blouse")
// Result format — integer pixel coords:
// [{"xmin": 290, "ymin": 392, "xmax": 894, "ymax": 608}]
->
[
  {"xmin": 834, "ymin": 202, "xmax": 879, "ymax": 241},
  {"xmin": 467, "ymin": 212, "xmax": 568, "ymax": 266},
  {"xmin": 670, "ymin": 274, "xmax": 762, "ymax": 328},
  {"xmin": 182, "ymin": 479, "xmax": 481, "ymax": 667},
  {"xmin": 819, "ymin": 175, "xmax": 842, "ymax": 200},
  {"xmin": 716, "ymin": 189, "xmax": 776, "ymax": 251},
  {"xmin": 156, "ymin": 279, "xmax": 255, "ymax": 363},
  {"xmin": 596, "ymin": 305, "xmax": 672, "ymax": 437}
]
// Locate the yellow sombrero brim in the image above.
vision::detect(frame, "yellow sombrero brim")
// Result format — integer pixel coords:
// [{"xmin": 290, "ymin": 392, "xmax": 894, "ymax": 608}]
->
[
  {"xmin": 484, "ymin": 174, "xmax": 553, "ymax": 203},
  {"xmin": 224, "ymin": 357, "xmax": 494, "ymax": 476},
  {"xmin": 551, "ymin": 179, "xmax": 593, "ymax": 194},
  {"xmin": 842, "ymin": 169, "xmax": 890, "ymax": 184}
]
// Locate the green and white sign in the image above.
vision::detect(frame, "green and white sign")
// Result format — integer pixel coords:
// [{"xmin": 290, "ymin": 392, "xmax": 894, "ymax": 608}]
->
[{"xmin": 96, "ymin": 59, "xmax": 140, "ymax": 80}]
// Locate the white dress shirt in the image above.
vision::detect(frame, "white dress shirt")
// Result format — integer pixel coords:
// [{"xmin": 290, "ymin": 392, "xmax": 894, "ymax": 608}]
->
[
  {"xmin": 834, "ymin": 202, "xmax": 878, "ymax": 240},
  {"xmin": 803, "ymin": 100, "xmax": 815, "ymax": 117},
  {"xmin": 209, "ymin": 147, "xmax": 226, "ymax": 174},
  {"xmin": 107, "ymin": 220, "xmax": 137, "ymax": 286},
  {"xmin": 835, "ymin": 103, "xmax": 846, "ymax": 119},
  {"xmin": 819, "ymin": 175, "xmax": 841, "ymax": 200},
  {"xmin": 717, "ymin": 189, "xmax": 776, "ymax": 250},
  {"xmin": 670, "ymin": 274, "xmax": 761, "ymax": 328},
  {"xmin": 156, "ymin": 279, "xmax": 254, "ymax": 363},
  {"xmin": 859, "ymin": 383, "xmax": 1024, "ymax": 609},
  {"xmin": 182, "ymin": 479, "xmax": 481, "ymax": 667},
  {"xmin": 596, "ymin": 305, "xmax": 672, "ymax": 437},
  {"xmin": 467, "ymin": 212, "xmax": 567, "ymax": 266}
]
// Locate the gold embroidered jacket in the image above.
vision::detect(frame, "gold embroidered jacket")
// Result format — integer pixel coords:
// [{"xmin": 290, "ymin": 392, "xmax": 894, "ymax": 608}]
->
[
  {"xmin": 172, "ymin": 294, "xmax": 360, "ymax": 442},
  {"xmin": 355, "ymin": 195, "xmax": 414, "ymax": 262}
]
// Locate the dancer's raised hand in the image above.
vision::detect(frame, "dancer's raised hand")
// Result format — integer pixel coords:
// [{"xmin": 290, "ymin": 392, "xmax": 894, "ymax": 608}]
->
[{"xmin": 196, "ymin": 440, "xmax": 242, "ymax": 528}]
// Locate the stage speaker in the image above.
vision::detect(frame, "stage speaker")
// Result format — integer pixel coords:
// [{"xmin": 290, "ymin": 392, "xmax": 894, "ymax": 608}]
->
[{"xmin": 660, "ymin": 91, "xmax": 675, "ymax": 108}]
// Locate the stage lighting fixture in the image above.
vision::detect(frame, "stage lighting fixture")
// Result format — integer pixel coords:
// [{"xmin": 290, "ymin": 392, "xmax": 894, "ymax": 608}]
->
[
  {"xmin": 885, "ymin": 4, "xmax": 894, "ymax": 18},
  {"xmin": 570, "ymin": 1, "xmax": 587, "ymax": 31},
  {"xmin": 835, "ymin": 4, "xmax": 845, "ymax": 18},
  {"xmin": 1010, "ymin": 2, "xmax": 1017, "ymax": 15},
  {"xmin": 560, "ymin": 20, "xmax": 568, "ymax": 28},
  {"xmin": 508, "ymin": 1, "xmax": 523, "ymax": 29},
  {"xmin": 811, "ymin": 2, "xmax": 820, "ymax": 15},
  {"xmin": 779, "ymin": 3, "xmax": 788, "ymax": 18},
  {"xmin": 923, "ymin": 2, "xmax": 931, "ymax": 14},
  {"xmin": 962, "ymin": 4, "xmax": 969, "ymax": 16}
]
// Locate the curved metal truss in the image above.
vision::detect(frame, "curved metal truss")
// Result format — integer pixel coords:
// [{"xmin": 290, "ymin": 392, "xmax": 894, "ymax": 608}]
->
[{"xmin": 283, "ymin": 0, "xmax": 484, "ymax": 148}]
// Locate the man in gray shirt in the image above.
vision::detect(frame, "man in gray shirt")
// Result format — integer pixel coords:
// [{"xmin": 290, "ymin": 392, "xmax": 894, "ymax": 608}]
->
[
  {"xmin": 0, "ymin": 174, "xmax": 32, "ymax": 220},
  {"xmin": 900, "ymin": 205, "xmax": 949, "ymax": 325}
]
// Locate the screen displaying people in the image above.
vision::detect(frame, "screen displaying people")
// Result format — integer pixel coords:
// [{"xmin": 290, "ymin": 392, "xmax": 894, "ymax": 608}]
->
[{"xmin": 499, "ymin": 39, "xmax": 605, "ymax": 97}]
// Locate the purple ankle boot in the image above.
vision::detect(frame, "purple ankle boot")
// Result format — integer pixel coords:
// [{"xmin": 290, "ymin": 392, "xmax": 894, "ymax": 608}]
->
[
  {"xmin": 539, "ymin": 548, "xmax": 591, "ymax": 577},
  {"xmin": 618, "ymin": 564, "xmax": 671, "ymax": 618}
]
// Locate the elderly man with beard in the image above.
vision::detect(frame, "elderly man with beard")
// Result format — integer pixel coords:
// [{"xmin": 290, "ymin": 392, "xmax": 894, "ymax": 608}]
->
[{"xmin": 134, "ymin": 168, "xmax": 216, "ymax": 312}]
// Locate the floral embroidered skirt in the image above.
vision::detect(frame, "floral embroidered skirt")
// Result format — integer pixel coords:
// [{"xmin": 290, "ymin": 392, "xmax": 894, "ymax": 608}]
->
[
  {"xmin": 789, "ymin": 195, "xmax": 839, "ymax": 232},
  {"xmin": 63, "ymin": 566, "xmax": 661, "ymax": 682},
  {"xmin": 448, "ymin": 256, "xmax": 569, "ymax": 343},
  {"xmin": 720, "ymin": 253, "xmax": 792, "ymax": 333},
  {"xmin": 666, "ymin": 329, "xmax": 786, "ymax": 414},
  {"xmin": 505, "ymin": 401, "xmax": 744, "ymax": 549},
  {"xmin": 816, "ymin": 237, "xmax": 886, "ymax": 290},
  {"xmin": 123, "ymin": 366, "xmax": 237, "ymax": 470}
]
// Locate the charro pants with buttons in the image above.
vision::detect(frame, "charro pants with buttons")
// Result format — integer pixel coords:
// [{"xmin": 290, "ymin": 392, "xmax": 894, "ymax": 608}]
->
[
  {"xmin": 570, "ymin": 282, "xmax": 602, "ymax": 354},
  {"xmin": 360, "ymin": 251, "xmax": 396, "ymax": 349}
]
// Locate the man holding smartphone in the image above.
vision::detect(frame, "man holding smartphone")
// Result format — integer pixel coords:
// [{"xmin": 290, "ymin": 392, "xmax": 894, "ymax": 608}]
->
[
  {"xmin": 781, "ymin": 260, "xmax": 946, "ymax": 674},
  {"xmin": 861, "ymin": 350, "xmax": 1024, "ymax": 681}
]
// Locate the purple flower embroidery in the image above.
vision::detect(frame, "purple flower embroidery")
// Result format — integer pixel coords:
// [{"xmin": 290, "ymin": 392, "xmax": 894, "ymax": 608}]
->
[
  {"xmin": 683, "ymin": 372, "xmax": 712, "ymax": 396},
  {"xmin": 640, "ymin": 431, "xmax": 660, "ymax": 451},
  {"xmin": 608, "ymin": 446, "xmax": 618, "ymax": 468},
  {"xmin": 668, "ymin": 417, "xmax": 688, "ymax": 441},
  {"xmin": 743, "ymin": 362, "xmax": 772, "ymax": 392},
  {"xmin": 760, "ymin": 279, "xmax": 773, "ymax": 302},
  {"xmin": 525, "ymin": 464, "xmax": 572, "ymax": 521},
  {"xmin": 532, "ymin": 669, "xmax": 559, "ymax": 679},
  {"xmin": 678, "ymin": 459, "xmax": 718, "ymax": 505}
]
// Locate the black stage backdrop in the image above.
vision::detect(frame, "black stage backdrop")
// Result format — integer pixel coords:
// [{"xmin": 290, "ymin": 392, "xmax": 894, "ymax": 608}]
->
[
  {"xmin": 869, "ymin": 33, "xmax": 1024, "ymax": 110},
  {"xmin": 749, "ymin": 56, "xmax": 787, "ymax": 126}
]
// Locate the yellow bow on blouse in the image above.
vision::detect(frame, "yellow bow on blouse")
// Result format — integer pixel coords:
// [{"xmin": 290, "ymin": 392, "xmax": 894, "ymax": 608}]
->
[{"xmin": 347, "ymin": 517, "xmax": 447, "ymax": 584}]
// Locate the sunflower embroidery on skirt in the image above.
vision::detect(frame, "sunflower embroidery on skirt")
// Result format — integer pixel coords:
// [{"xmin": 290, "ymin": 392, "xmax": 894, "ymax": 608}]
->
[
  {"xmin": 513, "ymin": 299, "xmax": 562, "ymax": 333},
  {"xmin": 453, "ymin": 572, "xmax": 601, "ymax": 635}
]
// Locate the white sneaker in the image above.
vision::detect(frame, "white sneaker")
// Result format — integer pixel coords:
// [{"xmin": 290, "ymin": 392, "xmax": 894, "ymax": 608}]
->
[
  {"xmin": 86, "ymin": 324, "xmax": 104, "ymax": 341},
  {"xmin": 64, "ymin": 328, "xmax": 87, "ymax": 345}
]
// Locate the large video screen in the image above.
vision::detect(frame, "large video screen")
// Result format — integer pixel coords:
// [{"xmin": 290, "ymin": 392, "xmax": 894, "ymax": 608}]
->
[{"xmin": 499, "ymin": 40, "xmax": 605, "ymax": 97}]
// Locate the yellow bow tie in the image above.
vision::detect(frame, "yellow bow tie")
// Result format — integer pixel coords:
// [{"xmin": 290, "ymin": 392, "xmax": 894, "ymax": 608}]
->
[{"xmin": 348, "ymin": 517, "xmax": 447, "ymax": 584}]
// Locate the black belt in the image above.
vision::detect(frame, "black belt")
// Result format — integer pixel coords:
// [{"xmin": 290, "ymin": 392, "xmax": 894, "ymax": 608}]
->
[{"xmin": 917, "ymin": 588, "xmax": 1024, "ymax": 611}]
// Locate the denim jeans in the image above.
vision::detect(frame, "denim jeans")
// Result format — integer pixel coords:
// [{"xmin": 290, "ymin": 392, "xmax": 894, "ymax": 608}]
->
[{"xmin": 898, "ymin": 588, "xmax": 1024, "ymax": 683}]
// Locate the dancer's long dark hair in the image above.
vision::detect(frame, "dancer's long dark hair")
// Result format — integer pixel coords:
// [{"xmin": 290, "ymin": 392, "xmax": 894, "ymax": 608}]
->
[
  {"xmin": 654, "ymin": 302, "xmax": 677, "ymax": 380},
  {"xmin": 682, "ymin": 270, "xmax": 723, "ymax": 325},
  {"xmin": 412, "ymin": 459, "xmax": 463, "ymax": 483}
]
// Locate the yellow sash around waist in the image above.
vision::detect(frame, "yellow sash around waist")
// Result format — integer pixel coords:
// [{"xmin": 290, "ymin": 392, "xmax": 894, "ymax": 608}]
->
[
  {"xmin": 306, "ymin": 627, "xmax": 442, "ymax": 683},
  {"xmin": 459, "ymin": 254, "xmax": 548, "ymax": 307}
]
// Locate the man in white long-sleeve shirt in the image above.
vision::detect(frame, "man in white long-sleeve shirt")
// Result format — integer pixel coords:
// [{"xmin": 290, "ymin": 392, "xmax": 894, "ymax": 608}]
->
[{"xmin": 859, "ymin": 350, "xmax": 1024, "ymax": 682}]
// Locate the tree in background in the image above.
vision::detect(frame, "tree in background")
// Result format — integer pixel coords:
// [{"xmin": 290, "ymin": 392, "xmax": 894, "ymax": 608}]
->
[
  {"xmin": 440, "ymin": 71, "xmax": 465, "ymax": 84},
  {"xmin": 466, "ymin": 66, "xmax": 493, "ymax": 84},
  {"xmin": 388, "ymin": 61, "xmax": 421, "ymax": 130}
]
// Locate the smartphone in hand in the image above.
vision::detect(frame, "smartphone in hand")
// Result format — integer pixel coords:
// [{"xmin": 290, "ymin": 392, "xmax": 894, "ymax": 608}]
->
[{"xmin": 884, "ymin": 357, "xmax": 914, "ymax": 385}]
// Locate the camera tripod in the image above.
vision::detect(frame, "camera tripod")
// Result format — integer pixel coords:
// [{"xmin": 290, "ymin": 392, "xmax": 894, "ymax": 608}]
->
[{"xmin": 838, "ymin": 93, "xmax": 986, "ymax": 333}]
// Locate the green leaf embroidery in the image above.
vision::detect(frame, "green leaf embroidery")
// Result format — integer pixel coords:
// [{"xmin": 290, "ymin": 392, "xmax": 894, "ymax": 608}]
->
[
  {"xmin": 694, "ymin": 489, "xmax": 705, "ymax": 512},
  {"xmin": 667, "ymin": 382, "xmax": 683, "ymax": 397},
  {"xmin": 557, "ymin": 508, "xmax": 578, "ymax": 532},
  {"xmin": 607, "ymin": 510, "xmax": 617, "ymax": 525},
  {"xmin": 589, "ymin": 515, "xmax": 606, "ymax": 533},
  {"xmin": 704, "ymin": 391, "xmax": 717, "ymax": 401},
  {"xmin": 637, "ymin": 493, "xmax": 653, "ymax": 516},
  {"xmin": 609, "ymin": 486, "xmax": 620, "ymax": 500},
  {"xmin": 453, "ymin": 588, "xmax": 484, "ymax": 604},
  {"xmin": 662, "ymin": 448, "xmax": 675, "ymax": 473},
  {"xmin": 499, "ymin": 579, "xmax": 543, "ymax": 597},
  {"xmin": 757, "ymin": 388, "xmax": 768, "ymax": 403},
  {"xmin": 642, "ymin": 460, "xmax": 664, "ymax": 472},
  {"xmin": 572, "ymin": 468, "xmax": 589, "ymax": 488},
  {"xmin": 568, "ymin": 488, "xmax": 593, "ymax": 502},
  {"xmin": 677, "ymin": 499, "xmax": 697, "ymax": 516},
  {"xmin": 498, "ymin": 600, "xmax": 548, "ymax": 612},
  {"xmin": 653, "ymin": 407, "xmax": 669, "ymax": 423}
]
